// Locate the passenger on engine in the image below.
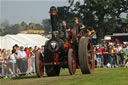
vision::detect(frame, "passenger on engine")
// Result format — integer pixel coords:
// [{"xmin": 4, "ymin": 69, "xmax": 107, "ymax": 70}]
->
[
  {"xmin": 86, "ymin": 26, "xmax": 95, "ymax": 36},
  {"xmin": 74, "ymin": 17, "xmax": 85, "ymax": 36},
  {"xmin": 74, "ymin": 17, "xmax": 95, "ymax": 38},
  {"xmin": 61, "ymin": 20, "xmax": 73, "ymax": 42},
  {"xmin": 74, "ymin": 17, "xmax": 85, "ymax": 42}
]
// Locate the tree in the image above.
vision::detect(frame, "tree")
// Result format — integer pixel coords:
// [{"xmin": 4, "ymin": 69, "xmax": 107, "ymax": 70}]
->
[
  {"xmin": 0, "ymin": 19, "xmax": 9, "ymax": 29},
  {"xmin": 21, "ymin": 21, "xmax": 27, "ymax": 30},
  {"xmin": 28, "ymin": 23, "xmax": 36, "ymax": 29},
  {"xmin": 0, "ymin": 24, "xmax": 22, "ymax": 36},
  {"xmin": 7, "ymin": 24, "xmax": 22, "ymax": 34},
  {"xmin": 58, "ymin": 6, "xmax": 75, "ymax": 22},
  {"xmin": 35, "ymin": 24, "xmax": 42, "ymax": 30},
  {"xmin": 0, "ymin": 20, "xmax": 10, "ymax": 33},
  {"xmin": 68, "ymin": 0, "xmax": 128, "ymax": 43},
  {"xmin": 42, "ymin": 19, "xmax": 51, "ymax": 34},
  {"xmin": 0, "ymin": 20, "xmax": 45, "ymax": 36}
]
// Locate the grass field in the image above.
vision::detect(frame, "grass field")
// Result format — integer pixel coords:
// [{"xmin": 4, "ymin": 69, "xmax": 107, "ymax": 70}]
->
[{"xmin": 0, "ymin": 68, "xmax": 128, "ymax": 85}]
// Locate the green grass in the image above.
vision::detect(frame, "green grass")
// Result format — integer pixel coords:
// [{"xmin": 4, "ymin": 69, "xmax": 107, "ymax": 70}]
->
[{"xmin": 0, "ymin": 68, "xmax": 128, "ymax": 85}]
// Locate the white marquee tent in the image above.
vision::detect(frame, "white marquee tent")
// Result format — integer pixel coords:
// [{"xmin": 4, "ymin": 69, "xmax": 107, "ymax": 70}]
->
[{"xmin": 0, "ymin": 34, "xmax": 49, "ymax": 50}]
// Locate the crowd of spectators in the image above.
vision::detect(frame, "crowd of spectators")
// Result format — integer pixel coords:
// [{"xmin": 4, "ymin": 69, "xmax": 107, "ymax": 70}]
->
[
  {"xmin": 94, "ymin": 42, "xmax": 128, "ymax": 68},
  {"xmin": 0, "ymin": 44, "xmax": 42, "ymax": 78},
  {"xmin": 0, "ymin": 41, "xmax": 128, "ymax": 78}
]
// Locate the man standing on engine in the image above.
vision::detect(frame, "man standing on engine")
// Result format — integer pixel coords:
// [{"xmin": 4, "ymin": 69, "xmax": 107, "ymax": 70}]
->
[
  {"xmin": 74, "ymin": 17, "xmax": 85, "ymax": 36},
  {"xmin": 74, "ymin": 17, "xmax": 95, "ymax": 37}
]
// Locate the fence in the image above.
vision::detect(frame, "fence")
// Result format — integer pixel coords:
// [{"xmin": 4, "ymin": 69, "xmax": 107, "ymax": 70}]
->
[
  {"xmin": 0, "ymin": 52, "xmax": 127, "ymax": 78},
  {"xmin": 95, "ymin": 52, "xmax": 127, "ymax": 67},
  {"xmin": 0, "ymin": 59, "xmax": 30, "ymax": 78}
]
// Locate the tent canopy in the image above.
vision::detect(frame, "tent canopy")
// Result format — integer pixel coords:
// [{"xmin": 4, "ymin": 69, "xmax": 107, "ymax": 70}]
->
[{"xmin": 0, "ymin": 34, "xmax": 48, "ymax": 50}]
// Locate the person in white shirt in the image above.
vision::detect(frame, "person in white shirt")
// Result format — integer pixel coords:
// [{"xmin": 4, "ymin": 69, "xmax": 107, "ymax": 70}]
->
[
  {"xmin": 8, "ymin": 49, "xmax": 21, "ymax": 74},
  {"xmin": 17, "ymin": 46, "xmax": 27, "ymax": 73},
  {"xmin": 18, "ymin": 47, "xmax": 26, "ymax": 58}
]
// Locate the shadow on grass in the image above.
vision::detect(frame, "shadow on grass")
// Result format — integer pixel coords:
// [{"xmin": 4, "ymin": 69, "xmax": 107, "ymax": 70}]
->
[
  {"xmin": 12, "ymin": 73, "xmax": 76, "ymax": 80},
  {"xmin": 12, "ymin": 75, "xmax": 39, "ymax": 80}
]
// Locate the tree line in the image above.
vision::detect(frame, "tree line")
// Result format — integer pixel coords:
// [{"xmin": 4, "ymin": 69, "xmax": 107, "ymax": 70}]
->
[{"xmin": 0, "ymin": 20, "xmax": 47, "ymax": 36}]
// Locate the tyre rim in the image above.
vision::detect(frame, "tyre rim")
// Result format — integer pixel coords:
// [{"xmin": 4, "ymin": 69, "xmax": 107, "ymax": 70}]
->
[
  {"xmin": 88, "ymin": 40, "xmax": 94, "ymax": 73},
  {"xmin": 71, "ymin": 50, "xmax": 76, "ymax": 74},
  {"xmin": 39, "ymin": 53, "xmax": 44, "ymax": 76}
]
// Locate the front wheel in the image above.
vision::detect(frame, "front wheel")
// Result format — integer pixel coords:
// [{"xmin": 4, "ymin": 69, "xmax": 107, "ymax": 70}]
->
[
  {"xmin": 45, "ymin": 65, "xmax": 60, "ymax": 76},
  {"xmin": 35, "ymin": 51, "xmax": 44, "ymax": 77},
  {"xmin": 78, "ymin": 37, "xmax": 94, "ymax": 74},
  {"xmin": 68, "ymin": 48, "xmax": 76, "ymax": 75}
]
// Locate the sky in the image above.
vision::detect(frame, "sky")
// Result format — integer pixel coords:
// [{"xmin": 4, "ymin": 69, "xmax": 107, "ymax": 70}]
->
[
  {"xmin": 0, "ymin": 0, "xmax": 127, "ymax": 25},
  {"xmin": 0, "ymin": 0, "xmax": 69, "ymax": 24}
]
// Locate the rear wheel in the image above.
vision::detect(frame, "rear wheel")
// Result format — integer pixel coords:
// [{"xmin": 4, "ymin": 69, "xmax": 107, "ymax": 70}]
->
[
  {"xmin": 35, "ymin": 51, "xmax": 44, "ymax": 77},
  {"xmin": 68, "ymin": 48, "xmax": 76, "ymax": 75},
  {"xmin": 45, "ymin": 65, "xmax": 60, "ymax": 76},
  {"xmin": 78, "ymin": 37, "xmax": 94, "ymax": 74}
]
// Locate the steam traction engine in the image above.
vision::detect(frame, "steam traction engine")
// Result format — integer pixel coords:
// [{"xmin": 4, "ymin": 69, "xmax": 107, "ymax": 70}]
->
[{"xmin": 35, "ymin": 6, "xmax": 94, "ymax": 77}]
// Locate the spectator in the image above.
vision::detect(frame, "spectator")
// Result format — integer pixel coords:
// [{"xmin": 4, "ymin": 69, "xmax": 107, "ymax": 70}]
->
[
  {"xmin": 1, "ymin": 49, "xmax": 8, "ymax": 76},
  {"xmin": 13, "ymin": 44, "xmax": 19, "ymax": 52},
  {"xmin": 32, "ymin": 46, "xmax": 38, "ymax": 73},
  {"xmin": 115, "ymin": 38, "xmax": 119, "ymax": 44},
  {"xmin": 93, "ymin": 46, "xmax": 97, "ymax": 66},
  {"xmin": 125, "ymin": 45, "xmax": 128, "ymax": 57},
  {"xmin": 118, "ymin": 44, "xmax": 124, "ymax": 66},
  {"xmin": 102, "ymin": 41, "xmax": 107, "ymax": 48},
  {"xmin": 8, "ymin": 49, "xmax": 21, "ymax": 74},
  {"xmin": 103, "ymin": 47, "xmax": 109, "ymax": 66},
  {"xmin": 114, "ymin": 44, "xmax": 119, "ymax": 66},
  {"xmin": 26, "ymin": 47, "xmax": 34, "ymax": 74},
  {"xmin": 7, "ymin": 49, "xmax": 11, "ymax": 59},
  {"xmin": 109, "ymin": 46, "xmax": 116, "ymax": 67},
  {"xmin": 24, "ymin": 47, "xmax": 30, "ymax": 62},
  {"xmin": 96, "ymin": 47, "xmax": 102, "ymax": 68},
  {"xmin": 17, "ymin": 46, "xmax": 27, "ymax": 73},
  {"xmin": 124, "ymin": 45, "xmax": 128, "ymax": 64},
  {"xmin": 99, "ymin": 44, "xmax": 104, "ymax": 65},
  {"xmin": 1, "ymin": 49, "xmax": 7, "ymax": 60}
]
